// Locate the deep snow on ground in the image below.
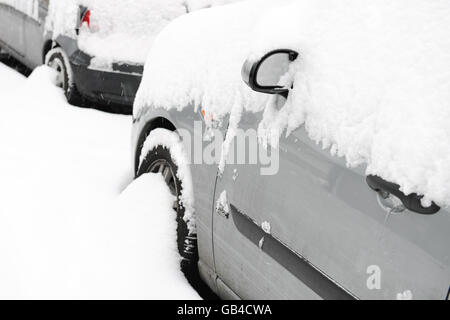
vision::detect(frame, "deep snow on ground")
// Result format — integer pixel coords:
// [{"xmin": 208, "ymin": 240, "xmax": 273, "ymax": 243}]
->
[
  {"xmin": 135, "ymin": 0, "xmax": 450, "ymax": 208},
  {"xmin": 0, "ymin": 62, "xmax": 200, "ymax": 299}
]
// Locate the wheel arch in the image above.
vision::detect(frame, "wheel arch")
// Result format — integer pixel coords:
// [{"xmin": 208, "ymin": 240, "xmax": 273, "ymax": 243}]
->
[
  {"xmin": 42, "ymin": 39, "xmax": 54, "ymax": 64},
  {"xmin": 134, "ymin": 116, "xmax": 177, "ymax": 176},
  {"xmin": 42, "ymin": 35, "xmax": 79, "ymax": 65}
]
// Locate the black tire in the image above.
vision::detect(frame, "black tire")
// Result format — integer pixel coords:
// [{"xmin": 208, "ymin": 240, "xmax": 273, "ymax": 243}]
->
[
  {"xmin": 45, "ymin": 48, "xmax": 83, "ymax": 106},
  {"xmin": 137, "ymin": 145, "xmax": 199, "ymax": 274}
]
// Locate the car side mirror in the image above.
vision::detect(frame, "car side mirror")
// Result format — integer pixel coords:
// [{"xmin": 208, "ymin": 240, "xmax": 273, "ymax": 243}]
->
[{"xmin": 242, "ymin": 49, "xmax": 298, "ymax": 98}]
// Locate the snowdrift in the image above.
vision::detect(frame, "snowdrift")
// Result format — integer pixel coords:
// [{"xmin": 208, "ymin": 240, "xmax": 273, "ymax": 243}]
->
[{"xmin": 0, "ymin": 64, "xmax": 200, "ymax": 299}]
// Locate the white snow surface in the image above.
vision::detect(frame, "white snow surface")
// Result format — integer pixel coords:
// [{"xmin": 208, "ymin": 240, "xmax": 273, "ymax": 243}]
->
[
  {"xmin": 0, "ymin": 63, "xmax": 200, "ymax": 299},
  {"xmin": 187, "ymin": 0, "xmax": 242, "ymax": 11},
  {"xmin": 396, "ymin": 290, "xmax": 413, "ymax": 300},
  {"xmin": 215, "ymin": 190, "xmax": 229, "ymax": 215},
  {"xmin": 139, "ymin": 128, "xmax": 196, "ymax": 234},
  {"xmin": 134, "ymin": 0, "xmax": 283, "ymax": 118},
  {"xmin": 261, "ymin": 221, "xmax": 271, "ymax": 234},
  {"xmin": 76, "ymin": 0, "xmax": 188, "ymax": 65},
  {"xmin": 45, "ymin": 0, "xmax": 79, "ymax": 40},
  {"xmin": 134, "ymin": 0, "xmax": 450, "ymax": 208},
  {"xmin": 45, "ymin": 0, "xmax": 244, "ymax": 65}
]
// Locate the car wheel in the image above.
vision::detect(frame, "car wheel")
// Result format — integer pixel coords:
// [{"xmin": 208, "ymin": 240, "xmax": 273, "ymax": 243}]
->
[
  {"xmin": 45, "ymin": 47, "xmax": 83, "ymax": 106},
  {"xmin": 137, "ymin": 144, "xmax": 199, "ymax": 275}
]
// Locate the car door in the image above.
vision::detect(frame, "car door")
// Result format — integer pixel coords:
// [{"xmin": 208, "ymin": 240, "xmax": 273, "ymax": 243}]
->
[
  {"xmin": 0, "ymin": 0, "xmax": 26, "ymax": 58},
  {"xmin": 213, "ymin": 105, "xmax": 450, "ymax": 299},
  {"xmin": 23, "ymin": 0, "xmax": 47, "ymax": 68}
]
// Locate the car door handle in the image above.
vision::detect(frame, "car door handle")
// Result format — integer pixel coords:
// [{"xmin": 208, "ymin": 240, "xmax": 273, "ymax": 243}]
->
[{"xmin": 366, "ymin": 175, "xmax": 440, "ymax": 215}]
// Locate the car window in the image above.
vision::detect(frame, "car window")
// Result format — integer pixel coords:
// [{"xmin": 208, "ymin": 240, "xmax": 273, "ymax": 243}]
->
[{"xmin": 39, "ymin": 0, "xmax": 49, "ymax": 9}]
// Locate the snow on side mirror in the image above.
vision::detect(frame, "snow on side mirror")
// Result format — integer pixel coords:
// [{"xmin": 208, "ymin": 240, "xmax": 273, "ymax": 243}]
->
[{"xmin": 242, "ymin": 49, "xmax": 298, "ymax": 98}]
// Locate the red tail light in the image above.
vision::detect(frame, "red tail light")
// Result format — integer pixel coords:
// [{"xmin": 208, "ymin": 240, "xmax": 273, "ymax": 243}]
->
[{"xmin": 81, "ymin": 9, "xmax": 91, "ymax": 27}]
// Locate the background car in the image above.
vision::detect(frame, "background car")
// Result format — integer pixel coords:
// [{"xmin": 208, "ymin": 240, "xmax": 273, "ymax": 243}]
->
[{"xmin": 0, "ymin": 0, "xmax": 160, "ymax": 112}]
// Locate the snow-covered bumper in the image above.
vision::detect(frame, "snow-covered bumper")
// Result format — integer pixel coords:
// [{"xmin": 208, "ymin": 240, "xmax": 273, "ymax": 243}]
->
[{"xmin": 69, "ymin": 50, "xmax": 143, "ymax": 112}]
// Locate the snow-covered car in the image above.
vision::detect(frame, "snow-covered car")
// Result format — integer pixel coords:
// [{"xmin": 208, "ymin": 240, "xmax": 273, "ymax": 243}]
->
[
  {"xmin": 0, "ymin": 0, "xmax": 189, "ymax": 111},
  {"xmin": 132, "ymin": 0, "xmax": 450, "ymax": 299}
]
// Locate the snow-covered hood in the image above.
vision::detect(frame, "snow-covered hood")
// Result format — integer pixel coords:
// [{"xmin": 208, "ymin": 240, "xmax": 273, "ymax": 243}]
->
[{"xmin": 135, "ymin": 0, "xmax": 450, "ymax": 208}]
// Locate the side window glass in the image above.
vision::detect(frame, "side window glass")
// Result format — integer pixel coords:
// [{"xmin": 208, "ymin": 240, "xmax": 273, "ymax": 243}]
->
[
  {"xmin": 38, "ymin": 0, "xmax": 48, "ymax": 22},
  {"xmin": 39, "ymin": 0, "xmax": 49, "ymax": 9}
]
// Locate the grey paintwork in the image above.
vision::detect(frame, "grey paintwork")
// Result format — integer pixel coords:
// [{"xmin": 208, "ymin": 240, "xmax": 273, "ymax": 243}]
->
[
  {"xmin": 133, "ymin": 70, "xmax": 450, "ymax": 299},
  {"xmin": 0, "ymin": 0, "xmax": 51, "ymax": 68},
  {"xmin": 215, "ymin": 109, "xmax": 450, "ymax": 300}
]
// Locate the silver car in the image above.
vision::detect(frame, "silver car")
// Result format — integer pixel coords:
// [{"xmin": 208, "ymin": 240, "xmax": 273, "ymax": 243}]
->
[
  {"xmin": 132, "ymin": 44, "xmax": 450, "ymax": 300},
  {"xmin": 0, "ymin": 0, "xmax": 142, "ymax": 111}
]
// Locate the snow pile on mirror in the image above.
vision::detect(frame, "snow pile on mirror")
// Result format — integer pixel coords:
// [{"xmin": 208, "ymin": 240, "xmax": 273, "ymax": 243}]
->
[
  {"xmin": 253, "ymin": 0, "xmax": 450, "ymax": 207},
  {"xmin": 134, "ymin": 0, "xmax": 450, "ymax": 207}
]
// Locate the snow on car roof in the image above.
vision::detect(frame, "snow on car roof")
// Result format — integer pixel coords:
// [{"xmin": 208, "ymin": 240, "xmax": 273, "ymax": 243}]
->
[
  {"xmin": 44, "ymin": 0, "xmax": 242, "ymax": 65},
  {"xmin": 134, "ymin": 0, "xmax": 284, "ymax": 117},
  {"xmin": 134, "ymin": 0, "xmax": 450, "ymax": 208},
  {"xmin": 76, "ymin": 0, "xmax": 188, "ymax": 65}
]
